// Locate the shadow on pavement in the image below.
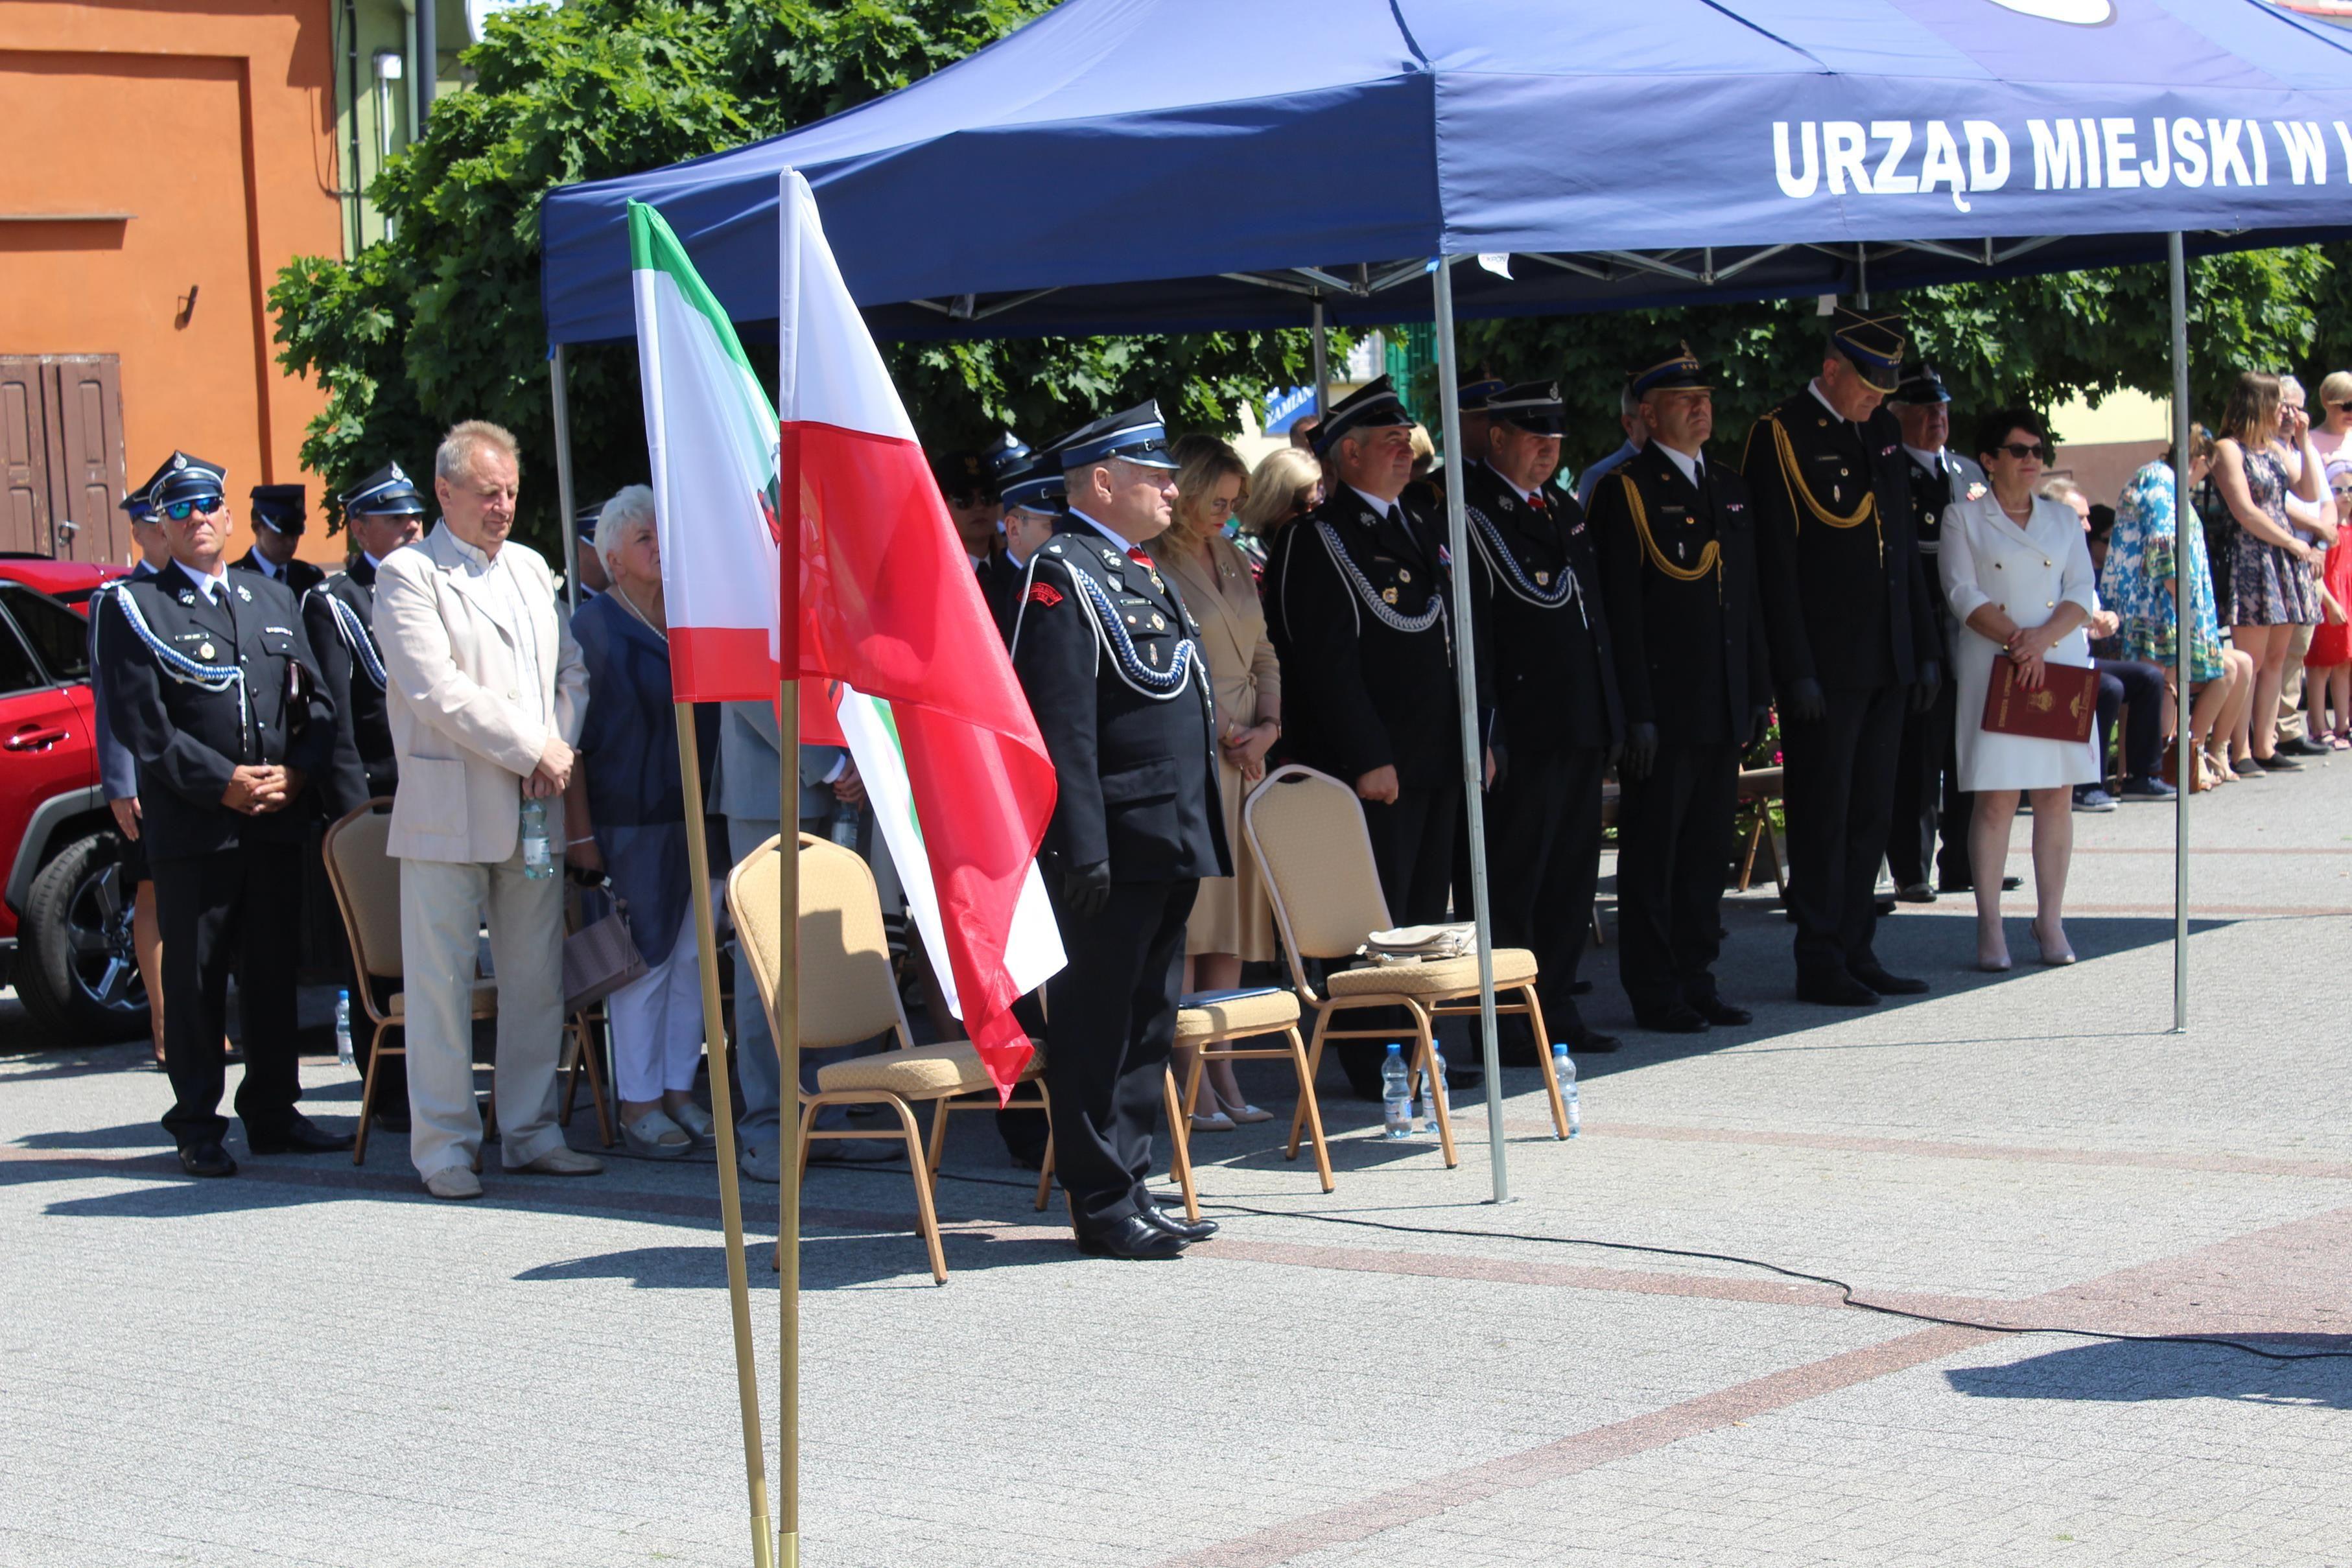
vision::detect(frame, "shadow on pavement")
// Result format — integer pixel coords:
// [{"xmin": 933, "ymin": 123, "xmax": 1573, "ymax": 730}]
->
[{"xmin": 1946, "ymin": 1337, "xmax": 2352, "ymax": 1409}]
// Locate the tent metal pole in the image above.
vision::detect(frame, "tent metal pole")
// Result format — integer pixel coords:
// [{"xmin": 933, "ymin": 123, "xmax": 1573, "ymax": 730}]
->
[
  {"xmin": 1431, "ymin": 254, "xmax": 1509, "ymax": 1205},
  {"xmin": 551, "ymin": 345, "xmax": 580, "ymax": 611},
  {"xmin": 1311, "ymin": 299, "xmax": 1328, "ymax": 419},
  {"xmin": 2167, "ymin": 231, "xmax": 2191, "ymax": 1033}
]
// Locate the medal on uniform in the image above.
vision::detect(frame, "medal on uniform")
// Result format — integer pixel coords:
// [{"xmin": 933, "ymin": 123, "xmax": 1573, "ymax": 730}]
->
[
  {"xmin": 1535, "ymin": 571, "xmax": 1550, "ymax": 587},
  {"xmin": 1151, "ymin": 613, "xmax": 1165, "ymax": 631},
  {"xmin": 1150, "ymin": 573, "xmax": 1164, "ymax": 591},
  {"xmin": 198, "ymin": 642, "xmax": 215, "ymax": 661},
  {"xmin": 1397, "ymin": 568, "xmax": 1412, "ymax": 583},
  {"xmin": 1382, "ymin": 587, "xmax": 1399, "ymax": 605}
]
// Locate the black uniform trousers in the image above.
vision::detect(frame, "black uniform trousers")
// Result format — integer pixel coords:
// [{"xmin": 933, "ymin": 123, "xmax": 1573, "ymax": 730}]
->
[
  {"xmin": 1782, "ymin": 685, "xmax": 1905, "ymax": 985},
  {"xmin": 1887, "ymin": 669, "xmax": 1970, "ymax": 892},
  {"xmin": 1487, "ymin": 747, "xmax": 1606, "ymax": 1033},
  {"xmin": 154, "ymin": 839, "xmax": 305, "ymax": 1146},
  {"xmin": 1341, "ymin": 781, "xmax": 1461, "ymax": 1094},
  {"xmin": 1616, "ymin": 742, "xmax": 1741, "ymax": 1018},
  {"xmin": 1042, "ymin": 877, "xmax": 1196, "ymax": 1226},
  {"xmin": 2095, "ymin": 659, "xmax": 2167, "ymax": 781}
]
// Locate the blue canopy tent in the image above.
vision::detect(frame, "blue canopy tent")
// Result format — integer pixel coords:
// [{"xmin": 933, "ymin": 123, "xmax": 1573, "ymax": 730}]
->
[{"xmin": 538, "ymin": 0, "xmax": 2352, "ymax": 1204}]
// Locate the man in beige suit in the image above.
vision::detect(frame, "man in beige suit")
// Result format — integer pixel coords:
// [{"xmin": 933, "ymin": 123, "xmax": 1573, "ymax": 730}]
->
[{"xmin": 375, "ymin": 420, "xmax": 596, "ymax": 1199}]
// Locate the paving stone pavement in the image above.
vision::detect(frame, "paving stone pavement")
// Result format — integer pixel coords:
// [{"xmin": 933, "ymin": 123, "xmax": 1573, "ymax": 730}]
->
[{"xmin": 3, "ymin": 758, "xmax": 2349, "ymax": 1567}]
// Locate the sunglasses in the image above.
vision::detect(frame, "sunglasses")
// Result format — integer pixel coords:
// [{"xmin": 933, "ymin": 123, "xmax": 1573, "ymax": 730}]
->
[
  {"xmin": 162, "ymin": 496, "xmax": 225, "ymax": 522},
  {"xmin": 1995, "ymin": 442, "xmax": 2054, "ymax": 463}
]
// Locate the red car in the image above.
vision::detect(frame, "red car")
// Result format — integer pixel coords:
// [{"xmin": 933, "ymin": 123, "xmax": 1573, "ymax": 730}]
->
[{"xmin": 0, "ymin": 552, "xmax": 148, "ymax": 1041}]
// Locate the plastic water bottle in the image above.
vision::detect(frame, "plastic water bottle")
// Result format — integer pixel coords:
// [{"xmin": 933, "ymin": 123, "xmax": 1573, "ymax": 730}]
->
[
  {"xmin": 828, "ymin": 799, "xmax": 860, "ymax": 848},
  {"xmin": 520, "ymin": 797, "xmax": 553, "ymax": 879},
  {"xmin": 1381, "ymin": 1044, "xmax": 1412, "ymax": 1138},
  {"xmin": 1415, "ymin": 1066, "xmax": 1440, "ymax": 1138},
  {"xmin": 335, "ymin": 989, "xmax": 354, "ymax": 1070},
  {"xmin": 1551, "ymin": 1043, "xmax": 1581, "ymax": 1139}
]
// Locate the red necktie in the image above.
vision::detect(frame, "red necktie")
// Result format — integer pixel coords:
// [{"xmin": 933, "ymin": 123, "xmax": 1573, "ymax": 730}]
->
[{"xmin": 1127, "ymin": 546, "xmax": 1153, "ymax": 566}]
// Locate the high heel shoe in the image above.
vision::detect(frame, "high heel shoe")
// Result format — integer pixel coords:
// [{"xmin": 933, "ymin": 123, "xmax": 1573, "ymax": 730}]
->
[
  {"xmin": 1206, "ymin": 1087, "xmax": 1273, "ymax": 1124},
  {"xmin": 2033, "ymin": 921, "xmax": 2076, "ymax": 966},
  {"xmin": 1187, "ymin": 1108, "xmax": 1236, "ymax": 1133},
  {"xmin": 1976, "ymin": 949, "xmax": 2013, "ymax": 973}
]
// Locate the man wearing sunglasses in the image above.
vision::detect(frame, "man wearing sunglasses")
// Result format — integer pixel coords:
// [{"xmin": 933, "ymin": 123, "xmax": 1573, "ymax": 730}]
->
[
  {"xmin": 95, "ymin": 452, "xmax": 349, "ymax": 1178},
  {"xmin": 1742, "ymin": 308, "xmax": 1945, "ymax": 1008},
  {"xmin": 233, "ymin": 484, "xmax": 326, "ymax": 595}
]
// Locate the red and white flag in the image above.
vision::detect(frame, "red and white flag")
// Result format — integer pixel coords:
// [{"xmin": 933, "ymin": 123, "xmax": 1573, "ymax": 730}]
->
[{"xmin": 777, "ymin": 170, "xmax": 1062, "ymax": 1094}]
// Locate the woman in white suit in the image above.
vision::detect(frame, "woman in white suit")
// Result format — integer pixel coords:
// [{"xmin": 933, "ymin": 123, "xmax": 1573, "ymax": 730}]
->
[{"xmin": 1940, "ymin": 408, "xmax": 2100, "ymax": 971}]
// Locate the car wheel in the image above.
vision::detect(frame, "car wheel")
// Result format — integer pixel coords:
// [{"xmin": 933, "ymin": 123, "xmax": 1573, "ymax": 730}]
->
[{"xmin": 18, "ymin": 831, "xmax": 150, "ymax": 1044}]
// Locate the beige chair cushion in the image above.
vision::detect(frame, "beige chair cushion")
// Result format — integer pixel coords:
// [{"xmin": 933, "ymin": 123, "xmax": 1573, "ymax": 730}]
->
[
  {"xmin": 1175, "ymin": 990, "xmax": 1300, "ymax": 1042},
  {"xmin": 1244, "ymin": 767, "xmax": 1391, "ymax": 961},
  {"xmin": 1323, "ymin": 948, "xmax": 1539, "ymax": 997},
  {"xmin": 386, "ymin": 981, "xmax": 501, "ymax": 1020},
  {"xmin": 729, "ymin": 834, "xmax": 906, "ymax": 1051},
  {"xmin": 816, "ymin": 1040, "xmax": 1044, "ymax": 1099},
  {"xmin": 323, "ymin": 802, "xmax": 403, "ymax": 980}
]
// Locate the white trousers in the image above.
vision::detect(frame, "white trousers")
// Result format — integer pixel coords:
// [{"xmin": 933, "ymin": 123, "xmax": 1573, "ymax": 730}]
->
[
  {"xmin": 609, "ymin": 909, "xmax": 705, "ymax": 1102},
  {"xmin": 399, "ymin": 847, "xmax": 570, "ymax": 1179}
]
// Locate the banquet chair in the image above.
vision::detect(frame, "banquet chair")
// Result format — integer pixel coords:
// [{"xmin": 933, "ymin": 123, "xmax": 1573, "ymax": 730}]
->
[
  {"xmin": 728, "ymin": 833, "xmax": 1048, "ymax": 1285},
  {"xmin": 1243, "ymin": 765, "xmax": 1573, "ymax": 1164},
  {"xmin": 321, "ymin": 799, "xmax": 502, "ymax": 1167}
]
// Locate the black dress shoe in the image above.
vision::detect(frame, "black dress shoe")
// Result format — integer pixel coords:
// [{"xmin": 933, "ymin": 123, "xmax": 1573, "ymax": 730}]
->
[
  {"xmin": 1633, "ymin": 1003, "xmax": 1710, "ymax": 1034},
  {"xmin": 246, "ymin": 1112, "xmax": 356, "ymax": 1156},
  {"xmin": 177, "ymin": 1140, "xmax": 238, "ymax": 1178},
  {"xmin": 1140, "ymin": 1202, "xmax": 1218, "ymax": 1243},
  {"xmin": 1568, "ymin": 979, "xmax": 1593, "ymax": 996},
  {"xmin": 2276, "ymin": 735, "xmax": 2329, "ymax": 757},
  {"xmin": 1796, "ymin": 972, "xmax": 1882, "ymax": 1007},
  {"xmin": 1564, "ymin": 1024, "xmax": 1621, "ymax": 1054},
  {"xmin": 1074, "ymin": 1214, "xmax": 1188, "ymax": 1259},
  {"xmin": 1852, "ymin": 966, "xmax": 1929, "ymax": 996},
  {"xmin": 1688, "ymin": 994, "xmax": 1753, "ymax": 1027}
]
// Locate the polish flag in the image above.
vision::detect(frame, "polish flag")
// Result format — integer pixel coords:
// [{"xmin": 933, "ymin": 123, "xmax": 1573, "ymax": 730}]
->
[{"xmin": 776, "ymin": 171, "xmax": 1061, "ymax": 1092}]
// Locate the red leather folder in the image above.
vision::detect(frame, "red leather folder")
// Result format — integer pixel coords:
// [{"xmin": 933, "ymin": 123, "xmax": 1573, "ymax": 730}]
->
[{"xmin": 1981, "ymin": 655, "xmax": 2098, "ymax": 743}]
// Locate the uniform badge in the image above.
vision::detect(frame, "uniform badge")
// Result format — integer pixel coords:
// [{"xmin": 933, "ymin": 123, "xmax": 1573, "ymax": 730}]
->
[
  {"xmin": 1382, "ymin": 587, "xmax": 1399, "ymax": 605},
  {"xmin": 1150, "ymin": 613, "xmax": 1165, "ymax": 631},
  {"xmin": 1500, "ymin": 496, "xmax": 1516, "ymax": 512},
  {"xmin": 1359, "ymin": 511, "xmax": 1376, "ymax": 525},
  {"xmin": 1535, "ymin": 571, "xmax": 1551, "ymax": 587},
  {"xmin": 1150, "ymin": 574, "xmax": 1164, "ymax": 591},
  {"xmin": 1966, "ymin": 482, "xmax": 1988, "ymax": 501},
  {"xmin": 1026, "ymin": 583, "xmax": 1063, "ymax": 608},
  {"xmin": 1396, "ymin": 568, "xmax": 1412, "ymax": 583},
  {"xmin": 235, "ymin": 584, "xmax": 252, "ymax": 602},
  {"xmin": 1125, "ymin": 614, "xmax": 1139, "ymax": 626},
  {"xmin": 198, "ymin": 642, "xmax": 215, "ymax": 661},
  {"xmin": 178, "ymin": 592, "xmax": 195, "ymax": 606},
  {"xmin": 1146, "ymin": 645, "xmax": 1160, "ymax": 666}
]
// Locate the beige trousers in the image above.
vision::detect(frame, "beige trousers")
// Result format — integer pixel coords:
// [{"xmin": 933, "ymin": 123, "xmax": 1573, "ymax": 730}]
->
[
  {"xmin": 2278, "ymin": 622, "xmax": 2318, "ymax": 740},
  {"xmin": 399, "ymin": 847, "xmax": 570, "ymax": 1180}
]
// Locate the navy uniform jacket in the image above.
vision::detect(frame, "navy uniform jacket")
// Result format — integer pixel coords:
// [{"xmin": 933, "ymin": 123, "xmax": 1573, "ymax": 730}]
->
[
  {"xmin": 1264, "ymin": 487, "xmax": 1485, "ymax": 789},
  {"xmin": 88, "ymin": 559, "xmax": 159, "ymax": 803},
  {"xmin": 231, "ymin": 548, "xmax": 326, "ymax": 596},
  {"xmin": 1010, "ymin": 517, "xmax": 1229, "ymax": 884},
  {"xmin": 1589, "ymin": 445, "xmax": 1772, "ymax": 743},
  {"xmin": 1459, "ymin": 461, "xmax": 1621, "ymax": 756},
  {"xmin": 95, "ymin": 560, "xmax": 337, "ymax": 860},
  {"xmin": 975, "ymin": 550, "xmax": 1024, "ymax": 646},
  {"xmin": 301, "ymin": 554, "xmax": 394, "ymax": 818},
  {"xmin": 1740, "ymin": 390, "xmax": 1940, "ymax": 692},
  {"xmin": 1900, "ymin": 449, "xmax": 1985, "ymax": 662}
]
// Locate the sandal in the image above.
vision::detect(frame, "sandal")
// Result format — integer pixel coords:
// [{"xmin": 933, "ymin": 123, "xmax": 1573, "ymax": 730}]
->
[
  {"xmin": 668, "ymin": 1100, "xmax": 716, "ymax": 1149},
  {"xmin": 622, "ymin": 1109, "xmax": 693, "ymax": 1159}
]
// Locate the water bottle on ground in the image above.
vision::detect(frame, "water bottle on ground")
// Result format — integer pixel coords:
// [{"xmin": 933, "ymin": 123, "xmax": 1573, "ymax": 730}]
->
[
  {"xmin": 335, "ymin": 989, "xmax": 353, "ymax": 1071},
  {"xmin": 1415, "ymin": 1066, "xmax": 1440, "ymax": 1138},
  {"xmin": 1551, "ymin": 1042, "xmax": 1581, "ymax": 1139},
  {"xmin": 520, "ymin": 797, "xmax": 553, "ymax": 879},
  {"xmin": 1381, "ymin": 1044, "xmax": 1412, "ymax": 1138}
]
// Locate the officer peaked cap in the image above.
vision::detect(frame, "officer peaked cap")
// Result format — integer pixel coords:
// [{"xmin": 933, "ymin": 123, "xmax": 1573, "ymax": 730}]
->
[
  {"xmin": 1828, "ymin": 306, "xmax": 1908, "ymax": 393},
  {"xmin": 145, "ymin": 452, "xmax": 228, "ymax": 509},
  {"xmin": 1054, "ymin": 401, "xmax": 1181, "ymax": 473},
  {"xmin": 1486, "ymin": 380, "xmax": 1566, "ymax": 436},
  {"xmin": 998, "ymin": 452, "xmax": 1066, "ymax": 515},
  {"xmin": 1311, "ymin": 376, "xmax": 1413, "ymax": 456},
  {"xmin": 118, "ymin": 489, "xmax": 154, "ymax": 522},
  {"xmin": 1630, "ymin": 343, "xmax": 1710, "ymax": 398},
  {"xmin": 930, "ymin": 447, "xmax": 999, "ymax": 502},
  {"xmin": 1456, "ymin": 371, "xmax": 1507, "ymax": 410},
  {"xmin": 983, "ymin": 431, "xmax": 1031, "ymax": 483},
  {"xmin": 342, "ymin": 463, "xmax": 427, "ymax": 518},
  {"xmin": 250, "ymin": 484, "xmax": 307, "ymax": 534},
  {"xmin": 1892, "ymin": 358, "xmax": 1953, "ymax": 406}
]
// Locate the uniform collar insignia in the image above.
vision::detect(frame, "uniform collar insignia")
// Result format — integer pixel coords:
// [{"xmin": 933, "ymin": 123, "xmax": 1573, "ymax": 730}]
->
[
  {"xmin": 177, "ymin": 591, "xmax": 195, "ymax": 605},
  {"xmin": 1358, "ymin": 511, "xmax": 1376, "ymax": 525},
  {"xmin": 235, "ymin": 584, "xmax": 253, "ymax": 602}
]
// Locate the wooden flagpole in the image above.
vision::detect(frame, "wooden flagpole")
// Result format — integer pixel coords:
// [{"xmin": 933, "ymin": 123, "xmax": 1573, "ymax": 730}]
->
[
  {"xmin": 672, "ymin": 707, "xmax": 775, "ymax": 1568},
  {"xmin": 772, "ymin": 679, "xmax": 801, "ymax": 1568}
]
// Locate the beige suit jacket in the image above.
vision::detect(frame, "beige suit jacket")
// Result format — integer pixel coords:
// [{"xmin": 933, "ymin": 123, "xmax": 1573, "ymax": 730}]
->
[{"xmin": 375, "ymin": 522, "xmax": 589, "ymax": 863}]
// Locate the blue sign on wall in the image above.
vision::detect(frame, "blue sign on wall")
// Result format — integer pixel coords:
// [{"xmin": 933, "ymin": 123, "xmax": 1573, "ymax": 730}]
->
[{"xmin": 1262, "ymin": 386, "xmax": 1315, "ymax": 435}]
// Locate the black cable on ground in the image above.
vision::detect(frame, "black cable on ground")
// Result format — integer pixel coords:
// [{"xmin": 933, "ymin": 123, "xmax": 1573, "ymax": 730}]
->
[{"xmin": 889, "ymin": 1164, "xmax": 2352, "ymax": 1366}]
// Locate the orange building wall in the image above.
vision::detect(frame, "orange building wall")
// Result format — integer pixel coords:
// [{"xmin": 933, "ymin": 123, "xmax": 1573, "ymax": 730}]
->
[{"xmin": 1, "ymin": 1, "xmax": 346, "ymax": 567}]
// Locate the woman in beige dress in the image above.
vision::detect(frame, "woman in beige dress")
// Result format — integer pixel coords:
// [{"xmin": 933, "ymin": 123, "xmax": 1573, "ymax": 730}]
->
[{"xmin": 1164, "ymin": 439, "xmax": 1282, "ymax": 1130}]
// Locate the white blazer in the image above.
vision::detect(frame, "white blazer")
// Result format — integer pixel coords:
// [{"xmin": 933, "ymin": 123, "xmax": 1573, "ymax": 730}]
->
[
  {"xmin": 1938, "ymin": 492, "xmax": 2100, "ymax": 791},
  {"xmin": 375, "ymin": 523, "xmax": 589, "ymax": 863}
]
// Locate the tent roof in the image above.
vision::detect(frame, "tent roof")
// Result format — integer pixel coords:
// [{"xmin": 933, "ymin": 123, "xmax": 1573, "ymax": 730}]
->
[{"xmin": 541, "ymin": 0, "xmax": 2352, "ymax": 345}]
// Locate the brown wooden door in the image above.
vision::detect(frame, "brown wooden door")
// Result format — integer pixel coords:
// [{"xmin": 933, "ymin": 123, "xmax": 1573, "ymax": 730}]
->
[
  {"xmin": 0, "ymin": 360, "xmax": 49, "ymax": 556},
  {"xmin": 45, "ymin": 357, "xmax": 128, "ymax": 564}
]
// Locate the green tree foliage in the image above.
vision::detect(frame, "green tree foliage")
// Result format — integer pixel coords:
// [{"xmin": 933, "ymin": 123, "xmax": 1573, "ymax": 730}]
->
[
  {"xmin": 270, "ymin": 0, "xmax": 1317, "ymax": 544},
  {"xmin": 1455, "ymin": 246, "xmax": 2328, "ymax": 469}
]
